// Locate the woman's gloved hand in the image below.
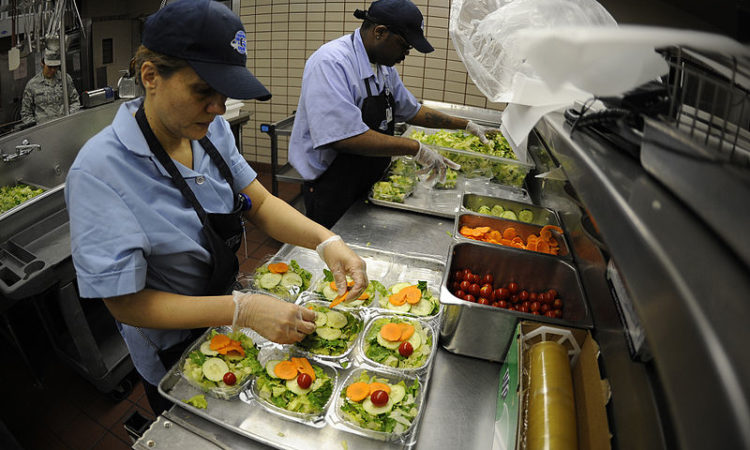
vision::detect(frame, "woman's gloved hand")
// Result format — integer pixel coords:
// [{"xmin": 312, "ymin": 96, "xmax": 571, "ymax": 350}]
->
[
  {"xmin": 414, "ymin": 142, "xmax": 461, "ymax": 184},
  {"xmin": 232, "ymin": 292, "xmax": 316, "ymax": 344},
  {"xmin": 466, "ymin": 120, "xmax": 501, "ymax": 146},
  {"xmin": 316, "ymin": 235, "xmax": 368, "ymax": 302}
]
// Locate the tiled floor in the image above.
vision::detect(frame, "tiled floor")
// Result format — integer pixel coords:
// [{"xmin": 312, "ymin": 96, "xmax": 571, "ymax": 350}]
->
[{"xmin": 0, "ymin": 169, "xmax": 302, "ymax": 450}]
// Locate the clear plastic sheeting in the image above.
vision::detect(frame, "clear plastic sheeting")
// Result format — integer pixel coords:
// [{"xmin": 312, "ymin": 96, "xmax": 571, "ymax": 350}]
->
[{"xmin": 449, "ymin": 0, "xmax": 616, "ymax": 104}]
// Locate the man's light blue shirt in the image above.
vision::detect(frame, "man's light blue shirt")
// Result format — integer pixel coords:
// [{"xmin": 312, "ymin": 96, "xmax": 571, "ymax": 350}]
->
[
  {"xmin": 289, "ymin": 28, "xmax": 421, "ymax": 180},
  {"xmin": 65, "ymin": 98, "xmax": 256, "ymax": 385}
]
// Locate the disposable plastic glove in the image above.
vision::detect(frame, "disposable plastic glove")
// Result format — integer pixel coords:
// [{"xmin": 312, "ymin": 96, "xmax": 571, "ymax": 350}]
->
[
  {"xmin": 466, "ymin": 120, "xmax": 501, "ymax": 146},
  {"xmin": 232, "ymin": 291, "xmax": 316, "ymax": 344},
  {"xmin": 316, "ymin": 235, "xmax": 368, "ymax": 302},
  {"xmin": 414, "ymin": 142, "xmax": 461, "ymax": 184}
]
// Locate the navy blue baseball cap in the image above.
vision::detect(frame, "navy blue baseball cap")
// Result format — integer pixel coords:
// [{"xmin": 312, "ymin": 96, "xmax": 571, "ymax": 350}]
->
[
  {"xmin": 355, "ymin": 0, "xmax": 433, "ymax": 53},
  {"xmin": 142, "ymin": 0, "xmax": 271, "ymax": 101}
]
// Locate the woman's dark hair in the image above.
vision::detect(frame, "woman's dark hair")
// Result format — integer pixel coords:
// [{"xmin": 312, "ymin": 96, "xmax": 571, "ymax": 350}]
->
[{"xmin": 134, "ymin": 45, "xmax": 189, "ymax": 85}]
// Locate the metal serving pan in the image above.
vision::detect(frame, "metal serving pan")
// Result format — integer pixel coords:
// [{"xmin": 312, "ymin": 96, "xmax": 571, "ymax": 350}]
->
[
  {"xmin": 461, "ymin": 193, "xmax": 561, "ymax": 227},
  {"xmin": 439, "ymin": 241, "xmax": 592, "ymax": 361},
  {"xmin": 454, "ymin": 212, "xmax": 571, "ymax": 259}
]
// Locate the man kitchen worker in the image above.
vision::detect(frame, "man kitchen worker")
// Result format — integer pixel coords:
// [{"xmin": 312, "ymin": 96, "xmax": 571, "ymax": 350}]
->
[
  {"xmin": 289, "ymin": 0, "xmax": 499, "ymax": 228},
  {"xmin": 21, "ymin": 48, "xmax": 81, "ymax": 126}
]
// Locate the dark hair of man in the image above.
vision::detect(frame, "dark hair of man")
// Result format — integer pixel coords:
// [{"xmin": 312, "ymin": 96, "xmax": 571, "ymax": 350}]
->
[
  {"xmin": 360, "ymin": 19, "xmax": 377, "ymax": 31},
  {"xmin": 134, "ymin": 44, "xmax": 189, "ymax": 85}
]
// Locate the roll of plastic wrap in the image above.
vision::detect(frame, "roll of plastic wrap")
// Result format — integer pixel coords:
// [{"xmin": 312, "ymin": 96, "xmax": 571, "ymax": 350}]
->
[{"xmin": 527, "ymin": 341, "xmax": 577, "ymax": 450}]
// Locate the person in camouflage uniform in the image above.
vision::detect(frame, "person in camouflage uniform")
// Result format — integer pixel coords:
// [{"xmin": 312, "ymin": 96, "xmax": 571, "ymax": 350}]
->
[{"xmin": 21, "ymin": 48, "xmax": 81, "ymax": 126}]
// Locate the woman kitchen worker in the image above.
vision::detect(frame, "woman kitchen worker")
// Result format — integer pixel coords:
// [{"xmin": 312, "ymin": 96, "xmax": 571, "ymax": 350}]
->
[{"xmin": 65, "ymin": 0, "xmax": 367, "ymax": 415}]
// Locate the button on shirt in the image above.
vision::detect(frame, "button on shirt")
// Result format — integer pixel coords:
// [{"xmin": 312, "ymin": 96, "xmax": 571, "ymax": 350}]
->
[
  {"xmin": 289, "ymin": 28, "xmax": 421, "ymax": 180},
  {"xmin": 65, "ymin": 98, "xmax": 256, "ymax": 385}
]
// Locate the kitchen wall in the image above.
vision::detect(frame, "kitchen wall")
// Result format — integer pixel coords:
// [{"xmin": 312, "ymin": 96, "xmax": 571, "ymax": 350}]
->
[{"xmin": 238, "ymin": 0, "xmax": 503, "ymax": 166}]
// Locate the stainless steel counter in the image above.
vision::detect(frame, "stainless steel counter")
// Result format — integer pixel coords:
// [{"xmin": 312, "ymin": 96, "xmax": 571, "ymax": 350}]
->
[{"xmin": 136, "ymin": 200, "xmax": 502, "ymax": 450}]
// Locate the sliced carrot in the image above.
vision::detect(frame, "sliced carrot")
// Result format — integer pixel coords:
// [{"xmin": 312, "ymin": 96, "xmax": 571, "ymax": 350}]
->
[
  {"xmin": 502, "ymin": 227, "xmax": 517, "ymax": 240},
  {"xmin": 537, "ymin": 240, "xmax": 550, "ymax": 253},
  {"xmin": 209, "ymin": 334, "xmax": 231, "ymax": 351},
  {"xmin": 380, "ymin": 323, "xmax": 404, "ymax": 341},
  {"xmin": 488, "ymin": 230, "xmax": 503, "ymax": 242},
  {"xmin": 500, "ymin": 238, "xmax": 513, "ymax": 246},
  {"xmin": 399, "ymin": 323, "xmax": 415, "ymax": 341},
  {"xmin": 527, "ymin": 241, "xmax": 538, "ymax": 251},
  {"xmin": 369, "ymin": 382, "xmax": 391, "ymax": 395},
  {"xmin": 329, "ymin": 281, "xmax": 339, "ymax": 291},
  {"xmin": 273, "ymin": 360, "xmax": 299, "ymax": 380},
  {"xmin": 358, "ymin": 292, "xmax": 370, "ymax": 300},
  {"xmin": 347, "ymin": 280, "xmax": 355, "ymax": 288},
  {"xmin": 402, "ymin": 286, "xmax": 422, "ymax": 304},
  {"xmin": 222, "ymin": 341, "xmax": 245, "ymax": 357},
  {"xmin": 511, "ymin": 236, "xmax": 524, "ymax": 245},
  {"xmin": 389, "ymin": 291, "xmax": 407, "ymax": 306},
  {"xmin": 346, "ymin": 382, "xmax": 371, "ymax": 402},
  {"xmin": 296, "ymin": 357, "xmax": 316, "ymax": 381},
  {"xmin": 329, "ymin": 292, "xmax": 348, "ymax": 308},
  {"xmin": 268, "ymin": 262, "xmax": 289, "ymax": 274}
]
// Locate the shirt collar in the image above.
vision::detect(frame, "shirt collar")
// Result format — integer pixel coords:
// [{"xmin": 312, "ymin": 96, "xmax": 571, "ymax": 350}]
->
[{"xmin": 353, "ymin": 28, "xmax": 376, "ymax": 82}]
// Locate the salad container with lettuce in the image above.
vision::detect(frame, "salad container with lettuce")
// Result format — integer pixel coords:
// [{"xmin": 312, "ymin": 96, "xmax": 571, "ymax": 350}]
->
[
  {"xmin": 312, "ymin": 269, "xmax": 384, "ymax": 308},
  {"xmin": 362, "ymin": 316, "xmax": 433, "ymax": 371},
  {"xmin": 253, "ymin": 260, "xmax": 312, "ymax": 301},
  {"xmin": 378, "ymin": 281, "xmax": 440, "ymax": 317},
  {"xmin": 181, "ymin": 328, "xmax": 263, "ymax": 400},
  {"xmin": 295, "ymin": 300, "xmax": 363, "ymax": 359}
]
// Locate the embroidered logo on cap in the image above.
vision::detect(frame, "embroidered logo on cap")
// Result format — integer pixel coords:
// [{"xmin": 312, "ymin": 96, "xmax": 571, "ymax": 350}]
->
[{"xmin": 230, "ymin": 30, "xmax": 247, "ymax": 55}]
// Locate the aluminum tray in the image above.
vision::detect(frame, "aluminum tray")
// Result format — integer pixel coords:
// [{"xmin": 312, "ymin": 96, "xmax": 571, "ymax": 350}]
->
[
  {"xmin": 158, "ymin": 245, "xmax": 445, "ymax": 450},
  {"xmin": 461, "ymin": 193, "xmax": 561, "ymax": 227}
]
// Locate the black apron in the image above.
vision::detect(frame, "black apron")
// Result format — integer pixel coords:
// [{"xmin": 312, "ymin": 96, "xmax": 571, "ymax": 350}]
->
[
  {"xmin": 135, "ymin": 105, "xmax": 244, "ymax": 296},
  {"xmin": 303, "ymin": 33, "xmax": 395, "ymax": 228}
]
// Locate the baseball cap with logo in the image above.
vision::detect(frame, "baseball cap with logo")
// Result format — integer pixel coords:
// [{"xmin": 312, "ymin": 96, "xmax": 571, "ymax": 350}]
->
[
  {"xmin": 44, "ymin": 48, "xmax": 61, "ymax": 67},
  {"xmin": 142, "ymin": 0, "xmax": 270, "ymax": 101},
  {"xmin": 354, "ymin": 0, "xmax": 433, "ymax": 53}
]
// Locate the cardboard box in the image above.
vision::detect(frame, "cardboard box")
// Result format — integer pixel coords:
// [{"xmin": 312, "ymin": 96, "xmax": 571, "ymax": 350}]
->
[{"xmin": 493, "ymin": 321, "xmax": 611, "ymax": 450}]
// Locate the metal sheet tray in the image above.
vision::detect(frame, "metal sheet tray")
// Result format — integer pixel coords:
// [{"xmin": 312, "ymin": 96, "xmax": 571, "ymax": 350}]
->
[{"xmin": 158, "ymin": 244, "xmax": 445, "ymax": 450}]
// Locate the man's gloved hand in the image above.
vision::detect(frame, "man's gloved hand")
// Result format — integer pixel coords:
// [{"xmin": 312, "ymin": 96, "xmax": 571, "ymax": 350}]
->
[
  {"xmin": 414, "ymin": 142, "xmax": 461, "ymax": 184},
  {"xmin": 466, "ymin": 120, "xmax": 501, "ymax": 146},
  {"xmin": 232, "ymin": 292, "xmax": 316, "ymax": 344},
  {"xmin": 316, "ymin": 235, "xmax": 368, "ymax": 302}
]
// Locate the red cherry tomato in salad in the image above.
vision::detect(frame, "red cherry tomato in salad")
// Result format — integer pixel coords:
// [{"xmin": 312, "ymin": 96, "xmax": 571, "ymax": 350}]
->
[
  {"xmin": 479, "ymin": 284, "xmax": 494, "ymax": 299},
  {"xmin": 223, "ymin": 372, "xmax": 237, "ymax": 386},
  {"xmin": 371, "ymin": 390, "xmax": 389, "ymax": 407},
  {"xmin": 481, "ymin": 273, "xmax": 494, "ymax": 286},
  {"xmin": 297, "ymin": 372, "xmax": 312, "ymax": 389},
  {"xmin": 398, "ymin": 341, "xmax": 414, "ymax": 357},
  {"xmin": 507, "ymin": 282, "xmax": 519, "ymax": 294}
]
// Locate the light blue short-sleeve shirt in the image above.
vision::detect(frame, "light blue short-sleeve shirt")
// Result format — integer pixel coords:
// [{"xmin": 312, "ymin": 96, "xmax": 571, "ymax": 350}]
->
[
  {"xmin": 65, "ymin": 98, "xmax": 257, "ymax": 385},
  {"xmin": 288, "ymin": 29, "xmax": 422, "ymax": 180}
]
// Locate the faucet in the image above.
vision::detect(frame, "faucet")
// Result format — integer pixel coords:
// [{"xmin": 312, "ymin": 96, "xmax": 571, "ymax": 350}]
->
[{"xmin": 1, "ymin": 139, "xmax": 41, "ymax": 163}]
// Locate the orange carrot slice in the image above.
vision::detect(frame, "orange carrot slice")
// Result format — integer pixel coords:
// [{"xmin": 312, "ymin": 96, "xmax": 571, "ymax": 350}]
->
[
  {"xmin": 399, "ymin": 323, "xmax": 415, "ymax": 341},
  {"xmin": 347, "ymin": 280, "xmax": 355, "ymax": 288},
  {"xmin": 380, "ymin": 323, "xmax": 404, "ymax": 341},
  {"xmin": 502, "ymin": 227, "xmax": 517, "ymax": 240},
  {"xmin": 389, "ymin": 291, "xmax": 407, "ymax": 306},
  {"xmin": 537, "ymin": 241, "xmax": 550, "ymax": 253},
  {"xmin": 329, "ymin": 292, "xmax": 348, "ymax": 308},
  {"xmin": 268, "ymin": 262, "xmax": 289, "ymax": 274},
  {"xmin": 346, "ymin": 382, "xmax": 371, "ymax": 402},
  {"xmin": 402, "ymin": 286, "xmax": 422, "ymax": 304},
  {"xmin": 209, "ymin": 334, "xmax": 231, "ymax": 351},
  {"xmin": 295, "ymin": 357, "xmax": 316, "ymax": 381},
  {"xmin": 369, "ymin": 382, "xmax": 391, "ymax": 395},
  {"xmin": 329, "ymin": 281, "xmax": 339, "ymax": 291},
  {"xmin": 358, "ymin": 292, "xmax": 370, "ymax": 300},
  {"xmin": 273, "ymin": 360, "xmax": 298, "ymax": 380}
]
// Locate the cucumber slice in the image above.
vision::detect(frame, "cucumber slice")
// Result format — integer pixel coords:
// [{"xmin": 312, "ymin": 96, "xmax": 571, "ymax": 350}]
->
[
  {"xmin": 410, "ymin": 298, "xmax": 434, "ymax": 316},
  {"xmin": 518, "ymin": 209, "xmax": 534, "ymax": 223},
  {"xmin": 325, "ymin": 311, "xmax": 347, "ymax": 329},
  {"xmin": 202, "ymin": 357, "xmax": 229, "ymax": 382},
  {"xmin": 407, "ymin": 329, "xmax": 422, "ymax": 351},
  {"xmin": 199, "ymin": 341, "xmax": 218, "ymax": 356},
  {"xmin": 226, "ymin": 352, "xmax": 245, "ymax": 362},
  {"xmin": 389, "ymin": 282, "xmax": 411, "ymax": 294},
  {"xmin": 322, "ymin": 284, "xmax": 338, "ymax": 301},
  {"xmin": 281, "ymin": 272, "xmax": 303, "ymax": 287},
  {"xmin": 386, "ymin": 300, "xmax": 411, "ymax": 313},
  {"xmin": 316, "ymin": 326, "xmax": 342, "ymax": 340},
  {"xmin": 389, "ymin": 384, "xmax": 406, "ymax": 404},
  {"xmin": 259, "ymin": 272, "xmax": 282, "ymax": 289},
  {"xmin": 344, "ymin": 298, "xmax": 364, "ymax": 307},
  {"xmin": 314, "ymin": 311, "xmax": 327, "ymax": 327},
  {"xmin": 265, "ymin": 360, "xmax": 282, "ymax": 379},
  {"xmin": 376, "ymin": 330, "xmax": 402, "ymax": 350},
  {"xmin": 286, "ymin": 378, "xmax": 312, "ymax": 396},
  {"xmin": 363, "ymin": 397, "xmax": 394, "ymax": 415}
]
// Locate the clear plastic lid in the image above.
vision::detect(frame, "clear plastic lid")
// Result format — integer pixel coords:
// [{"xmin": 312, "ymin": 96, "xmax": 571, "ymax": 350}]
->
[
  {"xmin": 294, "ymin": 299, "xmax": 365, "ymax": 367},
  {"xmin": 359, "ymin": 315, "xmax": 435, "ymax": 373},
  {"xmin": 250, "ymin": 254, "xmax": 317, "ymax": 302},
  {"xmin": 375, "ymin": 280, "xmax": 442, "ymax": 319}
]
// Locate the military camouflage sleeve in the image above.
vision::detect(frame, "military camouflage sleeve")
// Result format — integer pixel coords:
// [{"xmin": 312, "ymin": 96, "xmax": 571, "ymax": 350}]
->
[
  {"xmin": 67, "ymin": 74, "xmax": 81, "ymax": 113},
  {"xmin": 20, "ymin": 84, "xmax": 35, "ymax": 124}
]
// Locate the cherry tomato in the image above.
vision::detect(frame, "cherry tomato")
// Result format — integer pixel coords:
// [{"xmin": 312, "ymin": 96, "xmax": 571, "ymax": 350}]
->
[
  {"xmin": 545, "ymin": 310, "xmax": 556, "ymax": 318},
  {"xmin": 481, "ymin": 273, "xmax": 494, "ymax": 286},
  {"xmin": 454, "ymin": 270, "xmax": 465, "ymax": 281},
  {"xmin": 464, "ymin": 294, "xmax": 476, "ymax": 303},
  {"xmin": 494, "ymin": 288, "xmax": 509, "ymax": 300},
  {"xmin": 399, "ymin": 341, "xmax": 414, "ymax": 357},
  {"xmin": 468, "ymin": 283, "xmax": 481, "ymax": 297},
  {"xmin": 521, "ymin": 301, "xmax": 530, "ymax": 309},
  {"xmin": 296, "ymin": 372, "xmax": 312, "ymax": 389},
  {"xmin": 531, "ymin": 310, "xmax": 540, "ymax": 315},
  {"xmin": 459, "ymin": 280, "xmax": 471, "ymax": 292},
  {"xmin": 530, "ymin": 301, "xmax": 540, "ymax": 312},
  {"xmin": 455, "ymin": 290, "xmax": 466, "ymax": 300},
  {"xmin": 491, "ymin": 301, "xmax": 500, "ymax": 308},
  {"xmin": 371, "ymin": 390, "xmax": 389, "ymax": 407},
  {"xmin": 519, "ymin": 290, "xmax": 529, "ymax": 301},
  {"xmin": 478, "ymin": 297, "xmax": 491, "ymax": 305},
  {"xmin": 451, "ymin": 281, "xmax": 460, "ymax": 292},
  {"xmin": 479, "ymin": 284, "xmax": 494, "ymax": 299},
  {"xmin": 529, "ymin": 292, "xmax": 538, "ymax": 301},
  {"xmin": 553, "ymin": 298, "xmax": 563, "ymax": 309},
  {"xmin": 497, "ymin": 300, "xmax": 508, "ymax": 309},
  {"xmin": 518, "ymin": 305, "xmax": 529, "ymax": 313},
  {"xmin": 470, "ymin": 273, "xmax": 481, "ymax": 284},
  {"xmin": 540, "ymin": 304, "xmax": 550, "ymax": 314},
  {"xmin": 223, "ymin": 372, "xmax": 237, "ymax": 386},
  {"xmin": 462, "ymin": 269, "xmax": 473, "ymax": 279},
  {"xmin": 507, "ymin": 282, "xmax": 519, "ymax": 294},
  {"xmin": 547, "ymin": 289, "xmax": 558, "ymax": 299},
  {"xmin": 554, "ymin": 309, "xmax": 563, "ymax": 318}
]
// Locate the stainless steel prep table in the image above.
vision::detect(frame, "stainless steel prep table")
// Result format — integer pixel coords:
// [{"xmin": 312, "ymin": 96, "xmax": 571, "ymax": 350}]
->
[{"xmin": 136, "ymin": 201, "xmax": 501, "ymax": 450}]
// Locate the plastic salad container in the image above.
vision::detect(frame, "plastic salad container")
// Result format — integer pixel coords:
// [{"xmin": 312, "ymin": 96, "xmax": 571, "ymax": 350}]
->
[
  {"xmin": 370, "ymin": 157, "xmax": 418, "ymax": 203},
  {"xmin": 360, "ymin": 315, "xmax": 434, "ymax": 372},
  {"xmin": 178, "ymin": 327, "xmax": 264, "ymax": 400},
  {"xmin": 311, "ymin": 269, "xmax": 381, "ymax": 308},
  {"xmin": 376, "ymin": 280, "xmax": 441, "ymax": 318},
  {"xmin": 294, "ymin": 300, "xmax": 364, "ymax": 365},
  {"xmin": 253, "ymin": 258, "xmax": 314, "ymax": 301}
]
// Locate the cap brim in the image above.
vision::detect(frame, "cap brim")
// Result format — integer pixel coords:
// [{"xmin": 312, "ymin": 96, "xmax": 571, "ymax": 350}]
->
[
  {"xmin": 45, "ymin": 60, "xmax": 61, "ymax": 66},
  {"xmin": 402, "ymin": 29, "xmax": 433, "ymax": 54},
  {"xmin": 189, "ymin": 61, "xmax": 272, "ymax": 101}
]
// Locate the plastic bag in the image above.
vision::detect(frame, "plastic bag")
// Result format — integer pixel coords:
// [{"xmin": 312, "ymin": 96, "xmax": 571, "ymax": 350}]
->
[{"xmin": 449, "ymin": 0, "xmax": 616, "ymax": 104}]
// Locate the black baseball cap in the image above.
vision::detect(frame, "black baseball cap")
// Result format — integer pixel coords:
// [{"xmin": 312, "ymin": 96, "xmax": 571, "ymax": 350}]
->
[
  {"xmin": 142, "ymin": 0, "xmax": 271, "ymax": 101},
  {"xmin": 354, "ymin": 0, "xmax": 433, "ymax": 53}
]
